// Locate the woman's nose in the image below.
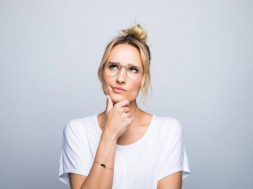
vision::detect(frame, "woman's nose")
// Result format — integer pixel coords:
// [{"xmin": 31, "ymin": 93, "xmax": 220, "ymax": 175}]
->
[{"xmin": 116, "ymin": 67, "xmax": 127, "ymax": 83}]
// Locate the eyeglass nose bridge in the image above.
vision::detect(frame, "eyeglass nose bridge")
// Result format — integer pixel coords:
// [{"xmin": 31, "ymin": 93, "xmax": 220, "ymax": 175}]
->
[{"xmin": 117, "ymin": 65, "xmax": 129, "ymax": 77}]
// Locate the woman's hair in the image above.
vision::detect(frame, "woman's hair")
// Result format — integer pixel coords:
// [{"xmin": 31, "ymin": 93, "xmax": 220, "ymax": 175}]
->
[{"xmin": 97, "ymin": 24, "xmax": 152, "ymax": 103}]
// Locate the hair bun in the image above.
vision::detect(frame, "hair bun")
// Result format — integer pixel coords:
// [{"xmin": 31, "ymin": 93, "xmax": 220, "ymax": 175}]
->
[{"xmin": 121, "ymin": 24, "xmax": 147, "ymax": 43}]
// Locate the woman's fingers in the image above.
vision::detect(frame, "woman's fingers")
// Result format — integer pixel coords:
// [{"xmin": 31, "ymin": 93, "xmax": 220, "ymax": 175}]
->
[
  {"xmin": 104, "ymin": 97, "xmax": 133, "ymax": 139},
  {"xmin": 122, "ymin": 107, "xmax": 130, "ymax": 113}
]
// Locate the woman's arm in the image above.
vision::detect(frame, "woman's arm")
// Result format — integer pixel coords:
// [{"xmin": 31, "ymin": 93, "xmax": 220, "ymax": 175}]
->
[
  {"xmin": 157, "ymin": 171, "xmax": 182, "ymax": 189},
  {"xmin": 69, "ymin": 131, "xmax": 117, "ymax": 189},
  {"xmin": 69, "ymin": 96, "xmax": 132, "ymax": 189}
]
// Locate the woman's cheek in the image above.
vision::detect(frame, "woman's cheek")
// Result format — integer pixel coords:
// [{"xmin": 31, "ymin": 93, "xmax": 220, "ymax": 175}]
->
[
  {"xmin": 102, "ymin": 74, "xmax": 111, "ymax": 95},
  {"xmin": 130, "ymin": 81, "xmax": 142, "ymax": 96},
  {"xmin": 102, "ymin": 80, "xmax": 110, "ymax": 95}
]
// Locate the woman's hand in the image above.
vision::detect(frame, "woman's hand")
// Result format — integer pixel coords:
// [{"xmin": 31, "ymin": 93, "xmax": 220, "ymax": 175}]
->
[{"xmin": 103, "ymin": 95, "xmax": 133, "ymax": 140}]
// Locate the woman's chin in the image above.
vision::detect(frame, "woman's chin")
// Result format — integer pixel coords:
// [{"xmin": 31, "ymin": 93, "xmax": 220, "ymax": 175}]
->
[{"xmin": 111, "ymin": 94, "xmax": 126, "ymax": 103}]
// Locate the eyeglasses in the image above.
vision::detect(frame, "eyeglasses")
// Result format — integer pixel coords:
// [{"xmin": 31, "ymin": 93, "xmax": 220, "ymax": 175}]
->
[{"xmin": 104, "ymin": 62, "xmax": 143, "ymax": 80}]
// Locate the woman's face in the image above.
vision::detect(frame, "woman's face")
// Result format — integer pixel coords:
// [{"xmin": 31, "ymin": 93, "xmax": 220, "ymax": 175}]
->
[{"xmin": 102, "ymin": 43, "xmax": 143, "ymax": 104}]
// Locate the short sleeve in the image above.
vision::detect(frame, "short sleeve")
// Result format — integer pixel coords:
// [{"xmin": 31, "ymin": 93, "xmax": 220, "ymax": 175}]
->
[
  {"xmin": 58, "ymin": 120, "xmax": 93, "ymax": 186},
  {"xmin": 156, "ymin": 118, "xmax": 190, "ymax": 182}
]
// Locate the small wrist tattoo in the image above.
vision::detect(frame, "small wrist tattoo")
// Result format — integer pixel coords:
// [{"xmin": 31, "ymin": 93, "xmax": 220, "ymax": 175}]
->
[{"xmin": 94, "ymin": 160, "xmax": 114, "ymax": 171}]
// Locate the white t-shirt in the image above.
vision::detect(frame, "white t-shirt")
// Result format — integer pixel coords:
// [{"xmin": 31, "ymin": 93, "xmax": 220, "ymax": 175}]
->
[{"xmin": 58, "ymin": 114, "xmax": 190, "ymax": 188}]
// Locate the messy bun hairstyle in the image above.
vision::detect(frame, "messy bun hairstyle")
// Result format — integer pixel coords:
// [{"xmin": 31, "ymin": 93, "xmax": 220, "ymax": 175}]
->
[
  {"xmin": 121, "ymin": 24, "xmax": 148, "ymax": 44},
  {"xmin": 98, "ymin": 24, "xmax": 152, "ymax": 103}
]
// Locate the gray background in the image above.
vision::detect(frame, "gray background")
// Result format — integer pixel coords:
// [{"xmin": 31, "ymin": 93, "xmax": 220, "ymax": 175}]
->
[{"xmin": 0, "ymin": 0, "xmax": 252, "ymax": 188}]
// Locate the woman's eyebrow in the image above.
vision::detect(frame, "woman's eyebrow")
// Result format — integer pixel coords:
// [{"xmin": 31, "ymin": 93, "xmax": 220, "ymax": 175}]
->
[
  {"xmin": 107, "ymin": 60, "xmax": 139, "ymax": 67},
  {"xmin": 107, "ymin": 60, "xmax": 119, "ymax": 64}
]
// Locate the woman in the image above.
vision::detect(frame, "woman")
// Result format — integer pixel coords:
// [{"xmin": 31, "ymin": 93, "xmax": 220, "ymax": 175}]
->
[{"xmin": 58, "ymin": 24, "xmax": 190, "ymax": 189}]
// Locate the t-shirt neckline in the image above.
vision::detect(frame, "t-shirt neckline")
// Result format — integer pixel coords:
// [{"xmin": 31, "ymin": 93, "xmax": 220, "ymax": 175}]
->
[{"xmin": 94, "ymin": 113, "xmax": 155, "ymax": 149}]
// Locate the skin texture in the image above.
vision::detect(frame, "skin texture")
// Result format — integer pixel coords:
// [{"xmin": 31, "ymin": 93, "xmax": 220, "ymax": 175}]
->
[{"xmin": 68, "ymin": 44, "xmax": 182, "ymax": 189}]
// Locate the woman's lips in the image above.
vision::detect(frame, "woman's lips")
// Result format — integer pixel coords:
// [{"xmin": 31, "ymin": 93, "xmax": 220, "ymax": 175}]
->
[{"xmin": 112, "ymin": 87, "xmax": 126, "ymax": 93}]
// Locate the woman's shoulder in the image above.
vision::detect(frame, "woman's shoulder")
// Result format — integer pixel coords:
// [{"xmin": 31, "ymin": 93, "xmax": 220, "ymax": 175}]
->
[
  {"xmin": 153, "ymin": 115, "xmax": 183, "ymax": 144},
  {"xmin": 63, "ymin": 114, "xmax": 98, "ymax": 133},
  {"xmin": 154, "ymin": 114, "xmax": 182, "ymax": 132}
]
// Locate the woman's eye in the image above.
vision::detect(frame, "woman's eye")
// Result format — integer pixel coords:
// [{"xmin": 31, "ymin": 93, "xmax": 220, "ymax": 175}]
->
[
  {"xmin": 109, "ymin": 64, "xmax": 119, "ymax": 70},
  {"xmin": 129, "ymin": 67, "xmax": 139, "ymax": 73}
]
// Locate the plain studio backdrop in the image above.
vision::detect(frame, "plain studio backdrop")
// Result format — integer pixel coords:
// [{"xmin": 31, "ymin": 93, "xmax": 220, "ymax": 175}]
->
[{"xmin": 0, "ymin": 0, "xmax": 252, "ymax": 188}]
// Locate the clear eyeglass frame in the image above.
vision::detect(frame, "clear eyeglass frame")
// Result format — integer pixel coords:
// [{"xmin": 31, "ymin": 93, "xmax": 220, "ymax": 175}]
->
[{"xmin": 103, "ymin": 62, "xmax": 143, "ymax": 80}]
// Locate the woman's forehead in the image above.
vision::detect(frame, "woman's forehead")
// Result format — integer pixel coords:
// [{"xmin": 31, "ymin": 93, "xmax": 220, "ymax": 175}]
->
[{"xmin": 107, "ymin": 44, "xmax": 142, "ymax": 67}]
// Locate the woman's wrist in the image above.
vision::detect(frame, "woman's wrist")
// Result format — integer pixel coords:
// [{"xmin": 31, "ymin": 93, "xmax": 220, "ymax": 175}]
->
[{"xmin": 101, "ymin": 129, "xmax": 118, "ymax": 144}]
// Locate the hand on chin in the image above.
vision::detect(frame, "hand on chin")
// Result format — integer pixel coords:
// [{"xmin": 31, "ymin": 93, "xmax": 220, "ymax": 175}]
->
[{"xmin": 110, "ymin": 94, "xmax": 127, "ymax": 104}]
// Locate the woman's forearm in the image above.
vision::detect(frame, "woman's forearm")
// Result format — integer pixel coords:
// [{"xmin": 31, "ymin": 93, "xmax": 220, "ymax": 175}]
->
[{"xmin": 81, "ymin": 131, "xmax": 117, "ymax": 189}]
